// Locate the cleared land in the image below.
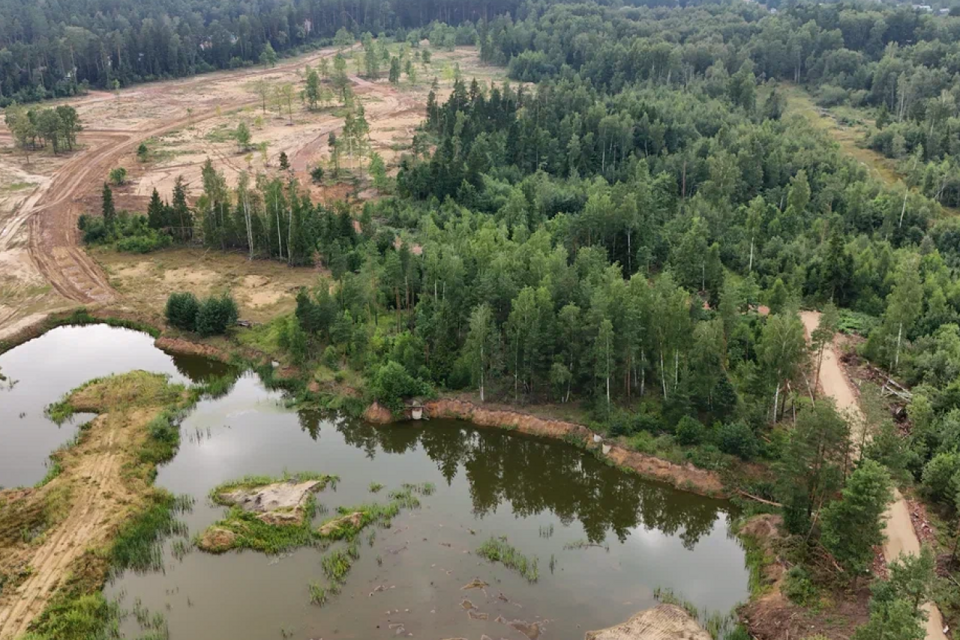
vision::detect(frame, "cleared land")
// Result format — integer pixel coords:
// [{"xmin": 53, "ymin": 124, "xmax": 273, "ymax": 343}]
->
[{"xmin": 0, "ymin": 43, "xmax": 505, "ymax": 337}]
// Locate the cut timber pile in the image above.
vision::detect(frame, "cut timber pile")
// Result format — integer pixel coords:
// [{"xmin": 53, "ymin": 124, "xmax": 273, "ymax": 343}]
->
[{"xmin": 586, "ymin": 604, "xmax": 711, "ymax": 640}]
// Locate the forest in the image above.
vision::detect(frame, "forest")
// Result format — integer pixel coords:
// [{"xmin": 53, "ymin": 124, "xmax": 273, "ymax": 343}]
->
[{"xmin": 37, "ymin": 0, "xmax": 960, "ymax": 636}]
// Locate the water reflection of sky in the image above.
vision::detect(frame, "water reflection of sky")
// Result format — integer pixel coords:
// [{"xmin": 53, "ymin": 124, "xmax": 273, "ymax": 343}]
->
[{"xmin": 0, "ymin": 325, "xmax": 231, "ymax": 488}]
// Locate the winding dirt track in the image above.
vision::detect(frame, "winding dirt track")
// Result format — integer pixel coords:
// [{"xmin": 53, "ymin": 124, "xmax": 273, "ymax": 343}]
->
[
  {"xmin": 800, "ymin": 312, "xmax": 947, "ymax": 640},
  {"xmin": 0, "ymin": 46, "xmax": 364, "ymax": 314},
  {"xmin": 0, "ymin": 412, "xmax": 137, "ymax": 640}
]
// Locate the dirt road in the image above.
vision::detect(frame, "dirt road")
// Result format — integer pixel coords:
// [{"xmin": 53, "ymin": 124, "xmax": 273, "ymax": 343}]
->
[
  {"xmin": 0, "ymin": 44, "xmax": 486, "ymax": 339},
  {"xmin": 800, "ymin": 311, "xmax": 947, "ymax": 640},
  {"xmin": 0, "ymin": 372, "xmax": 184, "ymax": 640}
]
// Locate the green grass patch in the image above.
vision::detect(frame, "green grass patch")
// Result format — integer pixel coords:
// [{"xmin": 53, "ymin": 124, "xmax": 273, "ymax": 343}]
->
[
  {"xmin": 476, "ymin": 536, "xmax": 539, "ymax": 582},
  {"xmin": 110, "ymin": 492, "xmax": 193, "ymax": 574},
  {"xmin": 309, "ymin": 581, "xmax": 328, "ymax": 606},
  {"xmin": 654, "ymin": 587, "xmax": 742, "ymax": 640}
]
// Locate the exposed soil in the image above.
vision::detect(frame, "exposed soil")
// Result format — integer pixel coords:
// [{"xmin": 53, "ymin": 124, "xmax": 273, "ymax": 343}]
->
[
  {"xmin": 739, "ymin": 513, "xmax": 872, "ymax": 640},
  {"xmin": 154, "ymin": 336, "xmax": 232, "ymax": 362},
  {"xmin": 801, "ymin": 311, "xmax": 948, "ymax": 640},
  {"xmin": 317, "ymin": 511, "xmax": 364, "ymax": 537},
  {"xmin": 0, "ymin": 372, "xmax": 190, "ymax": 640},
  {"xmin": 216, "ymin": 479, "xmax": 323, "ymax": 525},
  {"xmin": 0, "ymin": 44, "xmax": 505, "ymax": 338},
  {"xmin": 585, "ymin": 604, "xmax": 711, "ymax": 640}
]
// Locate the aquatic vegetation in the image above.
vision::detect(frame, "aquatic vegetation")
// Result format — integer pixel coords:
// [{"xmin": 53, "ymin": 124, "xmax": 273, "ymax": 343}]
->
[
  {"xmin": 562, "ymin": 538, "xmax": 609, "ymax": 552},
  {"xmin": 476, "ymin": 537, "xmax": 539, "ymax": 582},
  {"xmin": 539, "ymin": 523, "xmax": 554, "ymax": 538},
  {"xmin": 368, "ymin": 482, "xmax": 384, "ymax": 493},
  {"xmin": 654, "ymin": 587, "xmax": 741, "ymax": 640},
  {"xmin": 321, "ymin": 548, "xmax": 354, "ymax": 582},
  {"xmin": 308, "ymin": 581, "xmax": 327, "ymax": 606},
  {"xmin": 111, "ymin": 493, "xmax": 193, "ymax": 574}
]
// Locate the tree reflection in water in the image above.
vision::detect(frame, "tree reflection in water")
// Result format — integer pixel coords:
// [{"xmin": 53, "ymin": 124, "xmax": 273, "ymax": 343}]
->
[{"xmin": 297, "ymin": 409, "xmax": 730, "ymax": 548}]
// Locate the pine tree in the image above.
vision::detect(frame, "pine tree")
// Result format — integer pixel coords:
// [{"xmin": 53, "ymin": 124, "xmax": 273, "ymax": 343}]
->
[
  {"xmin": 821, "ymin": 460, "xmax": 893, "ymax": 580},
  {"xmin": 147, "ymin": 188, "xmax": 167, "ymax": 231},
  {"xmin": 101, "ymin": 183, "xmax": 116, "ymax": 229}
]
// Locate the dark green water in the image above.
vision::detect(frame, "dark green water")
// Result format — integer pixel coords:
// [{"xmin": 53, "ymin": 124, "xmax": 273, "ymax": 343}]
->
[{"xmin": 1, "ymin": 324, "xmax": 749, "ymax": 639}]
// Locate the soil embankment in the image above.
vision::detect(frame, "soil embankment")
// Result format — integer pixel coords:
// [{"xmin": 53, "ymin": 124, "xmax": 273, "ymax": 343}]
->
[
  {"xmin": 801, "ymin": 311, "xmax": 947, "ymax": 640},
  {"xmin": 418, "ymin": 398, "xmax": 726, "ymax": 497},
  {"xmin": 586, "ymin": 604, "xmax": 711, "ymax": 640},
  {"xmin": 0, "ymin": 372, "xmax": 191, "ymax": 640}
]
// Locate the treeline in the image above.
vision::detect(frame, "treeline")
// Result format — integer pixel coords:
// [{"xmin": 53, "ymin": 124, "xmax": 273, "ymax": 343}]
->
[
  {"xmin": 478, "ymin": 1, "xmax": 960, "ymax": 209},
  {"xmin": 0, "ymin": 0, "xmax": 515, "ymax": 105}
]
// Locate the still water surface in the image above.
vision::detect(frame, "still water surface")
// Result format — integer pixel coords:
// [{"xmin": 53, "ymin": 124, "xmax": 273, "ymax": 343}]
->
[
  {"xmin": 1, "ymin": 325, "xmax": 749, "ymax": 639},
  {"xmin": 0, "ymin": 324, "xmax": 229, "ymax": 488}
]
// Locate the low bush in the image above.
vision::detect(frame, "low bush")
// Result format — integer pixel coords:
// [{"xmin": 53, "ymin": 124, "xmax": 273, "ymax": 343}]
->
[
  {"xmin": 165, "ymin": 292, "xmax": 200, "ymax": 331},
  {"xmin": 715, "ymin": 421, "xmax": 759, "ymax": 460},
  {"xmin": 195, "ymin": 294, "xmax": 239, "ymax": 337},
  {"xmin": 676, "ymin": 416, "xmax": 706, "ymax": 445}
]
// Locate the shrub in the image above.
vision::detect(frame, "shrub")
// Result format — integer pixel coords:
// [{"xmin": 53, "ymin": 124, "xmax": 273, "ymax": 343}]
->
[
  {"xmin": 607, "ymin": 409, "xmax": 638, "ymax": 437},
  {"xmin": 165, "ymin": 292, "xmax": 200, "ymax": 332},
  {"xmin": 783, "ymin": 566, "xmax": 818, "ymax": 605},
  {"xmin": 77, "ymin": 215, "xmax": 108, "ymax": 243},
  {"xmin": 113, "ymin": 230, "xmax": 171, "ymax": 253},
  {"xmin": 921, "ymin": 451, "xmax": 960, "ymax": 505},
  {"xmin": 676, "ymin": 416, "xmax": 706, "ymax": 445},
  {"xmin": 716, "ymin": 421, "xmax": 759, "ymax": 460},
  {"xmin": 635, "ymin": 411, "xmax": 666, "ymax": 435},
  {"xmin": 195, "ymin": 294, "xmax": 239, "ymax": 337},
  {"xmin": 369, "ymin": 360, "xmax": 429, "ymax": 414}
]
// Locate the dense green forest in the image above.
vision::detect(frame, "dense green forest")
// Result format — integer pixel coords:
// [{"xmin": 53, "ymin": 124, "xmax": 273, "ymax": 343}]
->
[
  {"xmin": 0, "ymin": 0, "xmax": 507, "ymax": 104},
  {"xmin": 61, "ymin": 0, "xmax": 960, "ymax": 631}
]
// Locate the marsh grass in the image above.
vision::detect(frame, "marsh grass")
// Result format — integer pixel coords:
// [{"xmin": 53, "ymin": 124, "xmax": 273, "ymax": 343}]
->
[
  {"xmin": 321, "ymin": 548, "xmax": 354, "ymax": 582},
  {"xmin": 476, "ymin": 537, "xmax": 539, "ymax": 582},
  {"xmin": 111, "ymin": 493, "xmax": 193, "ymax": 574},
  {"xmin": 563, "ymin": 538, "xmax": 609, "ymax": 552},
  {"xmin": 653, "ymin": 587, "xmax": 742, "ymax": 640},
  {"xmin": 309, "ymin": 582, "xmax": 327, "ymax": 606}
]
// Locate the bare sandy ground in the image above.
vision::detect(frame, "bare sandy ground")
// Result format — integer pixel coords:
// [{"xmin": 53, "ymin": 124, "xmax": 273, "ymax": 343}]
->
[
  {"xmin": 0, "ymin": 43, "xmax": 506, "ymax": 338},
  {"xmin": 801, "ymin": 311, "xmax": 947, "ymax": 640}
]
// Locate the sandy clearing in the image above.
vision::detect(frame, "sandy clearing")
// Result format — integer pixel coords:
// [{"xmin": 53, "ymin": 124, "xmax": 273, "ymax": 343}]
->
[{"xmin": 802, "ymin": 310, "xmax": 947, "ymax": 640}]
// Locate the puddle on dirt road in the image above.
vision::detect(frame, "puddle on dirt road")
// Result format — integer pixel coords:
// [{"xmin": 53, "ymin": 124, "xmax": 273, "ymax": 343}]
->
[
  {"xmin": 2, "ymin": 324, "xmax": 749, "ymax": 639},
  {"xmin": 0, "ymin": 324, "xmax": 232, "ymax": 488}
]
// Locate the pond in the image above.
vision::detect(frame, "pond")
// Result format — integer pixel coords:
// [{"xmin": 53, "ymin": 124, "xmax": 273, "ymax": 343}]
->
[
  {"xmin": 0, "ymin": 324, "xmax": 231, "ymax": 489},
  {"xmin": 1, "ymin": 324, "xmax": 750, "ymax": 639}
]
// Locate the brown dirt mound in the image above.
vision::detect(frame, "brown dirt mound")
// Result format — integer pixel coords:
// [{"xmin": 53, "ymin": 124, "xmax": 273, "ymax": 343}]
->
[
  {"xmin": 155, "ymin": 336, "xmax": 230, "ymax": 362},
  {"xmin": 197, "ymin": 527, "xmax": 237, "ymax": 553},
  {"xmin": 216, "ymin": 479, "xmax": 322, "ymax": 524},
  {"xmin": 363, "ymin": 401, "xmax": 393, "ymax": 424},
  {"xmin": 317, "ymin": 511, "xmax": 363, "ymax": 537},
  {"xmin": 586, "ymin": 604, "xmax": 711, "ymax": 640}
]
